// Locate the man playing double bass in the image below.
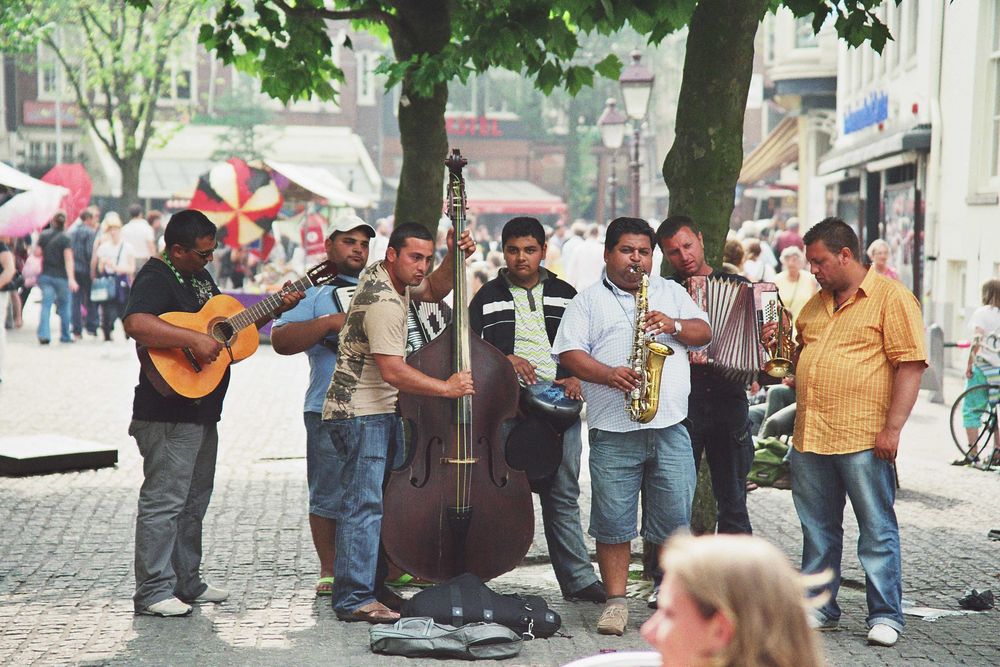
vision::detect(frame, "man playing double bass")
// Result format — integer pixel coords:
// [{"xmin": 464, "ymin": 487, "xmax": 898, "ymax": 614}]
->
[
  {"xmin": 322, "ymin": 222, "xmax": 475, "ymax": 624},
  {"xmin": 553, "ymin": 217, "xmax": 711, "ymax": 636},
  {"xmin": 468, "ymin": 216, "xmax": 606, "ymax": 605}
]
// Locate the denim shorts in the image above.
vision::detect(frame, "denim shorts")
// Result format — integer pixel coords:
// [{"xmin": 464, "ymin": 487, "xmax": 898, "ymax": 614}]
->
[
  {"xmin": 587, "ymin": 423, "xmax": 696, "ymax": 545},
  {"xmin": 304, "ymin": 411, "xmax": 345, "ymax": 520}
]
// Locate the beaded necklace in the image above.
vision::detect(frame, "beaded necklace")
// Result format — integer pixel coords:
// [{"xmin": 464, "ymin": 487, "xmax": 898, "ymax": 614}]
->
[{"xmin": 161, "ymin": 251, "xmax": 214, "ymax": 304}]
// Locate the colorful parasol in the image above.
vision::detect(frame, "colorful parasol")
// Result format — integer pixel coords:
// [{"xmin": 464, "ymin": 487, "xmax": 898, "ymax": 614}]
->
[
  {"xmin": 0, "ymin": 185, "xmax": 68, "ymax": 237},
  {"xmin": 41, "ymin": 163, "xmax": 91, "ymax": 224},
  {"xmin": 189, "ymin": 158, "xmax": 283, "ymax": 250}
]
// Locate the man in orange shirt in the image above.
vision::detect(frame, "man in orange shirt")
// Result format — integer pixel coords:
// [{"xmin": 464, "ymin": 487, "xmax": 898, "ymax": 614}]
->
[{"xmin": 764, "ymin": 218, "xmax": 925, "ymax": 648}]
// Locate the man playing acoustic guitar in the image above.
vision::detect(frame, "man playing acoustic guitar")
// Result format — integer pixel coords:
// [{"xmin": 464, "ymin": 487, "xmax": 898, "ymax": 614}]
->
[{"xmin": 123, "ymin": 210, "xmax": 303, "ymax": 617}]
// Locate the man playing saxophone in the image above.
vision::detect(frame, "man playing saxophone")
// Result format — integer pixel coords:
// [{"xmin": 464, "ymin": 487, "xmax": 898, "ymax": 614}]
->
[{"xmin": 553, "ymin": 217, "xmax": 711, "ymax": 637}]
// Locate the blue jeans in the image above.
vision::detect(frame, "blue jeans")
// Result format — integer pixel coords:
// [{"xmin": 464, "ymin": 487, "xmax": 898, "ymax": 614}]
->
[
  {"xmin": 588, "ymin": 423, "xmax": 696, "ymax": 544},
  {"xmin": 687, "ymin": 391, "xmax": 754, "ymax": 533},
  {"xmin": 37, "ymin": 274, "xmax": 73, "ymax": 342},
  {"xmin": 326, "ymin": 413, "xmax": 402, "ymax": 614},
  {"xmin": 790, "ymin": 447, "xmax": 904, "ymax": 632},
  {"xmin": 304, "ymin": 412, "xmax": 345, "ymax": 519}
]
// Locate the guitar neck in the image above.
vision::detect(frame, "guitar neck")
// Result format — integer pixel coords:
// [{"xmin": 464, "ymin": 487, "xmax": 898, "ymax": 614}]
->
[{"xmin": 225, "ymin": 276, "xmax": 314, "ymax": 332}]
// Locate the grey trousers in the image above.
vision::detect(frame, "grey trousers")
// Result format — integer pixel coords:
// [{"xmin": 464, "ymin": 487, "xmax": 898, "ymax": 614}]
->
[
  {"xmin": 130, "ymin": 420, "xmax": 218, "ymax": 611},
  {"xmin": 502, "ymin": 414, "xmax": 598, "ymax": 595}
]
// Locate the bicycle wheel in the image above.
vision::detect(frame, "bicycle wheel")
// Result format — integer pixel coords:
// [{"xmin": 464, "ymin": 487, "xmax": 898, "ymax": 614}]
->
[{"xmin": 950, "ymin": 383, "xmax": 1000, "ymax": 462}]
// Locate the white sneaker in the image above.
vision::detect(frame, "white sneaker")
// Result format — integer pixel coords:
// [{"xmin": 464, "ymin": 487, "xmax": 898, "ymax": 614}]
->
[
  {"xmin": 867, "ymin": 623, "xmax": 899, "ymax": 647},
  {"xmin": 191, "ymin": 584, "xmax": 229, "ymax": 603},
  {"xmin": 140, "ymin": 597, "xmax": 192, "ymax": 617}
]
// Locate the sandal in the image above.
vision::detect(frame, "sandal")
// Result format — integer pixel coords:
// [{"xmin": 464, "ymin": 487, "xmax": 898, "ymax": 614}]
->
[
  {"xmin": 336, "ymin": 601, "xmax": 400, "ymax": 624},
  {"xmin": 315, "ymin": 576, "xmax": 334, "ymax": 596}
]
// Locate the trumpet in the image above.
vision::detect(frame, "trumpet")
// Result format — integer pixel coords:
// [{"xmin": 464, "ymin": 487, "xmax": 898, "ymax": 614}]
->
[{"xmin": 762, "ymin": 297, "xmax": 794, "ymax": 379}]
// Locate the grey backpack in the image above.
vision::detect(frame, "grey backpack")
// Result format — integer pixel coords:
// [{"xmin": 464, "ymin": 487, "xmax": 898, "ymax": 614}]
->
[{"xmin": 370, "ymin": 617, "xmax": 523, "ymax": 660}]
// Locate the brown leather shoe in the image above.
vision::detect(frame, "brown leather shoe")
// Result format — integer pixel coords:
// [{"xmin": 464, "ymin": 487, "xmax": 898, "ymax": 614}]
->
[
  {"xmin": 336, "ymin": 601, "xmax": 400, "ymax": 624},
  {"xmin": 376, "ymin": 587, "xmax": 405, "ymax": 611}
]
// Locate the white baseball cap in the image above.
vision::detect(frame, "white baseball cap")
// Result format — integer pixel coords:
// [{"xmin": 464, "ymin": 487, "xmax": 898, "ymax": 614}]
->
[{"xmin": 328, "ymin": 214, "xmax": 376, "ymax": 238}]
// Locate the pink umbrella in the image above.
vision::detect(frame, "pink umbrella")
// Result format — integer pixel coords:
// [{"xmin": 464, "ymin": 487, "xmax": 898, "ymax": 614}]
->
[
  {"xmin": 0, "ymin": 186, "xmax": 68, "ymax": 237},
  {"xmin": 42, "ymin": 163, "xmax": 92, "ymax": 224}
]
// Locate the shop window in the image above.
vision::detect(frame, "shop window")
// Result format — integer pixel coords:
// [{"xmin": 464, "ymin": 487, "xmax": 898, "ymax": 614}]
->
[
  {"xmin": 794, "ymin": 16, "xmax": 818, "ymax": 49},
  {"xmin": 906, "ymin": 0, "xmax": 919, "ymax": 61}
]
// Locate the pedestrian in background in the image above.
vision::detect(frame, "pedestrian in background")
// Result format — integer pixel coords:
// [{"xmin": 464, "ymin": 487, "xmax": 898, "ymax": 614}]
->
[
  {"xmin": 866, "ymin": 239, "xmax": 899, "ymax": 280},
  {"xmin": 69, "ymin": 206, "xmax": 100, "ymax": 338},
  {"xmin": 94, "ymin": 213, "xmax": 136, "ymax": 342},
  {"xmin": 122, "ymin": 203, "xmax": 156, "ymax": 270},
  {"xmin": 36, "ymin": 211, "xmax": 78, "ymax": 345},
  {"xmin": 765, "ymin": 217, "xmax": 926, "ymax": 648},
  {"xmin": 0, "ymin": 238, "xmax": 17, "ymax": 382},
  {"xmin": 954, "ymin": 278, "xmax": 1000, "ymax": 466}
]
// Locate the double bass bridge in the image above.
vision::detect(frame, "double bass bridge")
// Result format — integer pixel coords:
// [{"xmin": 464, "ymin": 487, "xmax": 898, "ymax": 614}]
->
[{"xmin": 440, "ymin": 457, "xmax": 479, "ymax": 464}]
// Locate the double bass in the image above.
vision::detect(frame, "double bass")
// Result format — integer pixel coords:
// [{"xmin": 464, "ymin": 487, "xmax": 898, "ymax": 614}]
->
[{"xmin": 381, "ymin": 149, "xmax": 534, "ymax": 582}]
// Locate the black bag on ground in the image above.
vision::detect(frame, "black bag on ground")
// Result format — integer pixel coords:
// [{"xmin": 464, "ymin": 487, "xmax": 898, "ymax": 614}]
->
[
  {"xmin": 401, "ymin": 573, "xmax": 561, "ymax": 639},
  {"xmin": 370, "ymin": 617, "xmax": 523, "ymax": 660}
]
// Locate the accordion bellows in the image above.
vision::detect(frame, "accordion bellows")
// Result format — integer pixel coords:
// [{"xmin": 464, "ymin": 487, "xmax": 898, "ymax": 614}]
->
[{"xmin": 686, "ymin": 275, "xmax": 780, "ymax": 385}]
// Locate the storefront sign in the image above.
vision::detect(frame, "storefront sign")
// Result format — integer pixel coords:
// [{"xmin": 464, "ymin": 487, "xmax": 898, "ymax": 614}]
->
[
  {"xmin": 446, "ymin": 116, "xmax": 504, "ymax": 137},
  {"xmin": 844, "ymin": 92, "xmax": 888, "ymax": 134},
  {"xmin": 22, "ymin": 101, "xmax": 80, "ymax": 127}
]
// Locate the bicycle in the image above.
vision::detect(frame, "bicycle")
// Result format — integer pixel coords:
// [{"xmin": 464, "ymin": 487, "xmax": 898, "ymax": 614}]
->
[{"xmin": 949, "ymin": 330, "xmax": 1000, "ymax": 469}]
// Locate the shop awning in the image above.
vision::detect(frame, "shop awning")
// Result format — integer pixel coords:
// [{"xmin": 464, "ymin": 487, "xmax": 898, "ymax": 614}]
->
[
  {"xmin": 818, "ymin": 124, "xmax": 931, "ymax": 175},
  {"xmin": 464, "ymin": 180, "xmax": 567, "ymax": 216},
  {"xmin": 86, "ymin": 124, "xmax": 381, "ymax": 203},
  {"xmin": 738, "ymin": 117, "xmax": 799, "ymax": 185},
  {"xmin": 265, "ymin": 160, "xmax": 373, "ymax": 208},
  {"xmin": 0, "ymin": 161, "xmax": 65, "ymax": 193}
]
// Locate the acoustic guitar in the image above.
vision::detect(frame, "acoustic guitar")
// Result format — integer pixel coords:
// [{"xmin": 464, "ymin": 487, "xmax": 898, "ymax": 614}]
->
[{"xmin": 139, "ymin": 261, "xmax": 338, "ymax": 399}]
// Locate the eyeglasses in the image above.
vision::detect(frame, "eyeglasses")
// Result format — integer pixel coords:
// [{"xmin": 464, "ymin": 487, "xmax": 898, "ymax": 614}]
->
[{"xmin": 184, "ymin": 243, "xmax": 219, "ymax": 259}]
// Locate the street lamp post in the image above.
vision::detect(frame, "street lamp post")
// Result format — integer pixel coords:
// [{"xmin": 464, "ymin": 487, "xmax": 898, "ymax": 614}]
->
[
  {"xmin": 618, "ymin": 50, "xmax": 654, "ymax": 219},
  {"xmin": 597, "ymin": 98, "xmax": 627, "ymax": 222}
]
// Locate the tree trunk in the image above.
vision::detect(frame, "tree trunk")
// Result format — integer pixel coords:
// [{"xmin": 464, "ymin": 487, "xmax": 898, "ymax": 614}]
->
[
  {"xmin": 663, "ymin": 0, "xmax": 767, "ymax": 534},
  {"xmin": 119, "ymin": 155, "xmax": 142, "ymax": 216},
  {"xmin": 663, "ymin": 0, "xmax": 768, "ymax": 266},
  {"xmin": 391, "ymin": 3, "xmax": 451, "ymax": 236}
]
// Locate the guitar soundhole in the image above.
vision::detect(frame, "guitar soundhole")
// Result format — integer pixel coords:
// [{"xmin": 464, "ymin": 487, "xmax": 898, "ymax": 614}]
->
[{"xmin": 212, "ymin": 321, "xmax": 236, "ymax": 343}]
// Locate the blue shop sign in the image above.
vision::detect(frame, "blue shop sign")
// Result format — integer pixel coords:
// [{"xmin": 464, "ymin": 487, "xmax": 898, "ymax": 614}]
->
[{"xmin": 843, "ymin": 92, "xmax": 889, "ymax": 134}]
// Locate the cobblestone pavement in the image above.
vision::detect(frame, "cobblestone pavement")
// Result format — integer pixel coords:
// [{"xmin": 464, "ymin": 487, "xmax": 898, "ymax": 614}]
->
[{"xmin": 1, "ymin": 308, "xmax": 999, "ymax": 666}]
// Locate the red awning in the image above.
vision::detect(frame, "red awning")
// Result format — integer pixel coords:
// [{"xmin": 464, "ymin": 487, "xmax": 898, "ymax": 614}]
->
[{"xmin": 463, "ymin": 179, "xmax": 567, "ymax": 216}]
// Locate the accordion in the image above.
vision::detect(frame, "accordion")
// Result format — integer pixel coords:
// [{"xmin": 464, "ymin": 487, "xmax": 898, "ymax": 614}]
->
[
  {"xmin": 332, "ymin": 285, "xmax": 451, "ymax": 357},
  {"xmin": 685, "ymin": 275, "xmax": 783, "ymax": 385}
]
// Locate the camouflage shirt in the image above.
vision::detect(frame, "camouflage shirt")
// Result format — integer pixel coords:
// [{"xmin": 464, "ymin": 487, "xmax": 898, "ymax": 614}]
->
[{"xmin": 323, "ymin": 261, "xmax": 409, "ymax": 420}]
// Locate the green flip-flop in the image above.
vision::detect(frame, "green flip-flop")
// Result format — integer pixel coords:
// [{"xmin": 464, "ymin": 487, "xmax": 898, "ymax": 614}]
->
[{"xmin": 315, "ymin": 576, "xmax": 334, "ymax": 596}]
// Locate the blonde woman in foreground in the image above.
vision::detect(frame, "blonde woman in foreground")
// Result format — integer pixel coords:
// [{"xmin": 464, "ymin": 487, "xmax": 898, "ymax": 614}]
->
[{"xmin": 641, "ymin": 534, "xmax": 826, "ymax": 667}]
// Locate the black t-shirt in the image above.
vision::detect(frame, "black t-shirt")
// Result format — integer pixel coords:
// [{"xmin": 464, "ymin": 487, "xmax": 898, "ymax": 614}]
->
[
  {"xmin": 125, "ymin": 259, "xmax": 229, "ymax": 424},
  {"xmin": 39, "ymin": 229, "xmax": 71, "ymax": 279}
]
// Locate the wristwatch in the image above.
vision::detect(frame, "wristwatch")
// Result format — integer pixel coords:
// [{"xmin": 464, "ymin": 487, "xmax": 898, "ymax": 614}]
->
[{"xmin": 672, "ymin": 320, "xmax": 683, "ymax": 335}]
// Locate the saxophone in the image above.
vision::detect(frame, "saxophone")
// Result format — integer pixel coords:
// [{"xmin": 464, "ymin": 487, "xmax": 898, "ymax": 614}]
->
[{"xmin": 627, "ymin": 267, "xmax": 675, "ymax": 423}]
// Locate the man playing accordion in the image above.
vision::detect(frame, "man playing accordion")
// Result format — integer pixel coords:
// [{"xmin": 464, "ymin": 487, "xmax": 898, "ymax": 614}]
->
[{"xmin": 657, "ymin": 215, "xmax": 756, "ymax": 538}]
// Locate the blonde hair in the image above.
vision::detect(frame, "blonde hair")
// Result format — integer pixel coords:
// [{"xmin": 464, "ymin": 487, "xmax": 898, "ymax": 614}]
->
[
  {"xmin": 660, "ymin": 534, "xmax": 827, "ymax": 667},
  {"xmin": 982, "ymin": 278, "xmax": 1000, "ymax": 308},
  {"xmin": 102, "ymin": 211, "xmax": 123, "ymax": 230}
]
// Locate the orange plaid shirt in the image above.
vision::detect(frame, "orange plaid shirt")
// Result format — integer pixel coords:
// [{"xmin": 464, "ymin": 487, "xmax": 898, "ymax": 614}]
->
[{"xmin": 793, "ymin": 268, "xmax": 926, "ymax": 455}]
